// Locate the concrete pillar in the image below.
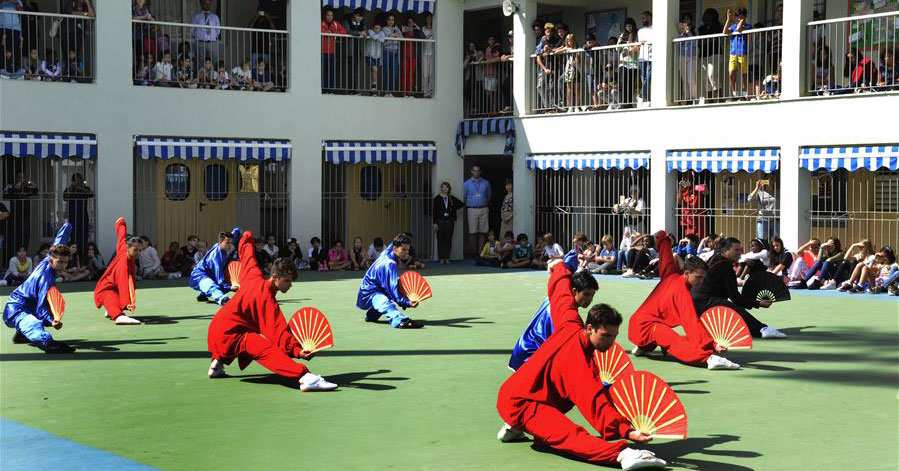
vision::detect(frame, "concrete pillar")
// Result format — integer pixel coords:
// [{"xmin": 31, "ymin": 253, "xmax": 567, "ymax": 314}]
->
[
  {"xmin": 513, "ymin": 0, "xmax": 537, "ymax": 117},
  {"xmin": 649, "ymin": 145, "xmax": 676, "ymax": 233},
  {"xmin": 779, "ymin": 142, "xmax": 811, "ymax": 249},
  {"xmin": 513, "ymin": 123, "xmax": 534, "ymax": 241},
  {"xmin": 650, "ymin": 0, "xmax": 678, "ymax": 108},
  {"xmin": 781, "ymin": 0, "xmax": 814, "ymax": 100}
]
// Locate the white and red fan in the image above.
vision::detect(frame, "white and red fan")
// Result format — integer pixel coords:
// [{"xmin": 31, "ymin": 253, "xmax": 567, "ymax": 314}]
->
[
  {"xmin": 700, "ymin": 306, "xmax": 753, "ymax": 350},
  {"xmin": 610, "ymin": 371, "xmax": 688, "ymax": 440},
  {"xmin": 593, "ymin": 342, "xmax": 635, "ymax": 385},
  {"xmin": 288, "ymin": 307, "xmax": 334, "ymax": 354},
  {"xmin": 227, "ymin": 261, "xmax": 242, "ymax": 289},
  {"xmin": 399, "ymin": 271, "xmax": 433, "ymax": 303},
  {"xmin": 47, "ymin": 286, "xmax": 66, "ymax": 322}
]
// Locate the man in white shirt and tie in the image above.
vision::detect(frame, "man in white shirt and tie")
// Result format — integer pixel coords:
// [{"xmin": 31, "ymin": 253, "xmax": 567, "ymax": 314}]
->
[{"xmin": 191, "ymin": 0, "xmax": 221, "ymax": 72}]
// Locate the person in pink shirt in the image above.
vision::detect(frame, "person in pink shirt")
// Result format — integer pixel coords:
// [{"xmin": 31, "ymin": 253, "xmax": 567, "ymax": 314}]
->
[{"xmin": 328, "ymin": 239, "xmax": 352, "ymax": 271}]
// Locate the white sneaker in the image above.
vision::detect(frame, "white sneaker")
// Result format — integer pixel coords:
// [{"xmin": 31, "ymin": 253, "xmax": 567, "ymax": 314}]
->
[
  {"xmin": 821, "ymin": 279, "xmax": 837, "ymax": 290},
  {"xmin": 621, "ymin": 269, "xmax": 636, "ymax": 278},
  {"xmin": 707, "ymin": 354, "xmax": 740, "ymax": 370},
  {"xmin": 837, "ymin": 281, "xmax": 852, "ymax": 292},
  {"xmin": 115, "ymin": 315, "xmax": 142, "ymax": 325},
  {"xmin": 760, "ymin": 327, "xmax": 787, "ymax": 339},
  {"xmin": 631, "ymin": 345, "xmax": 651, "ymax": 357},
  {"xmin": 299, "ymin": 373, "xmax": 338, "ymax": 392},
  {"xmin": 618, "ymin": 448, "xmax": 667, "ymax": 470},
  {"xmin": 497, "ymin": 423, "xmax": 526, "ymax": 442},
  {"xmin": 208, "ymin": 359, "xmax": 226, "ymax": 378}
]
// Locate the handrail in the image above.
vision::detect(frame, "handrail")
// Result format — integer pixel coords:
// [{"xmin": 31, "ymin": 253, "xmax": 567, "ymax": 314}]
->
[
  {"xmin": 0, "ymin": 10, "xmax": 95, "ymax": 20},
  {"xmin": 808, "ymin": 10, "xmax": 898, "ymax": 26},
  {"xmin": 321, "ymin": 32, "xmax": 436, "ymax": 43},
  {"xmin": 528, "ymin": 40, "xmax": 647, "ymax": 58},
  {"xmin": 132, "ymin": 18, "xmax": 287, "ymax": 34},
  {"xmin": 467, "ymin": 58, "xmax": 514, "ymax": 65},
  {"xmin": 672, "ymin": 25, "xmax": 783, "ymax": 43}
]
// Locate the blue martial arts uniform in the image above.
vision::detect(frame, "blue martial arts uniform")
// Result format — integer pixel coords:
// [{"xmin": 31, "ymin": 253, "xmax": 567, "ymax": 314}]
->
[
  {"xmin": 190, "ymin": 227, "xmax": 240, "ymax": 304},
  {"xmin": 507, "ymin": 250, "xmax": 581, "ymax": 370},
  {"xmin": 356, "ymin": 243, "xmax": 411, "ymax": 328},
  {"xmin": 3, "ymin": 223, "xmax": 72, "ymax": 345}
]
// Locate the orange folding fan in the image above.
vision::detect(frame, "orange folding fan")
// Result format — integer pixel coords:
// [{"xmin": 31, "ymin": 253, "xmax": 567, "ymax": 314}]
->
[
  {"xmin": 593, "ymin": 342, "xmax": 635, "ymax": 385},
  {"xmin": 399, "ymin": 271, "xmax": 433, "ymax": 303},
  {"xmin": 227, "ymin": 261, "xmax": 242, "ymax": 289},
  {"xmin": 610, "ymin": 371, "xmax": 688, "ymax": 440},
  {"xmin": 47, "ymin": 286, "xmax": 66, "ymax": 322},
  {"xmin": 288, "ymin": 307, "xmax": 334, "ymax": 354},
  {"xmin": 700, "ymin": 306, "xmax": 753, "ymax": 350}
]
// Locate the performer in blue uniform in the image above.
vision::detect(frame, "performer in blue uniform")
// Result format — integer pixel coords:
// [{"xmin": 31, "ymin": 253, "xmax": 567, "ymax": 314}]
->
[
  {"xmin": 3, "ymin": 223, "xmax": 75, "ymax": 354},
  {"xmin": 190, "ymin": 227, "xmax": 240, "ymax": 305},
  {"xmin": 356, "ymin": 233, "xmax": 422, "ymax": 329},
  {"xmin": 507, "ymin": 250, "xmax": 594, "ymax": 370}
]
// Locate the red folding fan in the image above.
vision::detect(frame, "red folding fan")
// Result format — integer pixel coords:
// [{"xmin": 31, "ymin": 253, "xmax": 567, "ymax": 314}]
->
[
  {"xmin": 47, "ymin": 286, "xmax": 66, "ymax": 322},
  {"xmin": 610, "ymin": 371, "xmax": 688, "ymax": 440},
  {"xmin": 593, "ymin": 342, "xmax": 635, "ymax": 385},
  {"xmin": 288, "ymin": 307, "xmax": 334, "ymax": 354},
  {"xmin": 227, "ymin": 261, "xmax": 242, "ymax": 289},
  {"xmin": 700, "ymin": 306, "xmax": 753, "ymax": 350},
  {"xmin": 399, "ymin": 271, "xmax": 433, "ymax": 303}
]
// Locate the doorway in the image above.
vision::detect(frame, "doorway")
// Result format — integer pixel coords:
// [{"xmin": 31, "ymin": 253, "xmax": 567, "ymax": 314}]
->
[{"xmin": 462, "ymin": 155, "xmax": 513, "ymax": 257}]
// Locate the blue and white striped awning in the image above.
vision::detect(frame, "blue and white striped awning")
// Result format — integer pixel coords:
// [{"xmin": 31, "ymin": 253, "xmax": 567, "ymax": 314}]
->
[
  {"xmin": 455, "ymin": 118, "xmax": 516, "ymax": 157},
  {"xmin": 322, "ymin": 0, "xmax": 435, "ymax": 13},
  {"xmin": 323, "ymin": 141, "xmax": 436, "ymax": 164},
  {"xmin": 527, "ymin": 152, "xmax": 650, "ymax": 171},
  {"xmin": 800, "ymin": 145, "xmax": 898, "ymax": 171},
  {"xmin": 1, "ymin": 132, "xmax": 97, "ymax": 159},
  {"xmin": 135, "ymin": 137, "xmax": 291, "ymax": 161},
  {"xmin": 666, "ymin": 148, "xmax": 779, "ymax": 173}
]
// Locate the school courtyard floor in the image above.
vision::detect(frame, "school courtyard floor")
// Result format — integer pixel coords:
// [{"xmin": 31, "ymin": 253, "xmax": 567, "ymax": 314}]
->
[{"xmin": 1, "ymin": 266, "xmax": 897, "ymax": 471}]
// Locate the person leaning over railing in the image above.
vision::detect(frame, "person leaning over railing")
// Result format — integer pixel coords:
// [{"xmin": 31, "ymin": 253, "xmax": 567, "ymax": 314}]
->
[
  {"xmin": 342, "ymin": 8, "xmax": 367, "ymax": 93},
  {"xmin": 535, "ymin": 22, "xmax": 561, "ymax": 112},
  {"xmin": 617, "ymin": 18, "xmax": 640, "ymax": 108}
]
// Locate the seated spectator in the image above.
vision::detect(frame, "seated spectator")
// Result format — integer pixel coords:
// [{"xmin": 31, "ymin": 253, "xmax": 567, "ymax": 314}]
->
[
  {"xmin": 533, "ymin": 232, "xmax": 564, "ymax": 269},
  {"xmin": 3, "ymin": 246, "xmax": 33, "ymax": 286},
  {"xmin": 328, "ymin": 239, "xmax": 352, "ymax": 271},
  {"xmin": 252, "ymin": 239, "xmax": 272, "ymax": 277},
  {"xmin": 85, "ymin": 242, "xmax": 106, "ymax": 280},
  {"xmin": 812, "ymin": 45, "xmax": 834, "ymax": 93},
  {"xmin": 636, "ymin": 234, "xmax": 669, "ymax": 280},
  {"xmin": 697, "ymin": 232, "xmax": 719, "ymax": 261},
  {"xmin": 368, "ymin": 237, "xmax": 385, "ymax": 264},
  {"xmin": 262, "ymin": 234, "xmax": 279, "ymax": 259},
  {"xmin": 856, "ymin": 247, "xmax": 898, "ymax": 294},
  {"xmin": 214, "ymin": 60, "xmax": 233, "ymax": 90},
  {"xmin": 60, "ymin": 243, "xmax": 92, "ymax": 282},
  {"xmin": 400, "ymin": 233, "xmax": 427, "ymax": 270},
  {"xmin": 161, "ymin": 241, "xmax": 184, "ymax": 275},
  {"xmin": 837, "ymin": 240, "xmax": 877, "ymax": 292},
  {"xmin": 62, "ymin": 49, "xmax": 84, "ymax": 83},
  {"xmin": 198, "ymin": 57, "xmax": 216, "ymax": 89},
  {"xmin": 737, "ymin": 237, "xmax": 769, "ymax": 280},
  {"xmin": 675, "ymin": 233, "xmax": 700, "ymax": 260},
  {"xmin": 308, "ymin": 237, "xmax": 328, "ymax": 271},
  {"xmin": 154, "ymin": 51, "xmax": 174, "ymax": 87},
  {"xmin": 798, "ymin": 237, "xmax": 843, "ymax": 289},
  {"xmin": 40, "ymin": 49, "xmax": 62, "ymax": 81},
  {"xmin": 251, "ymin": 59, "xmax": 274, "ymax": 91},
  {"xmin": 180, "ymin": 236, "xmax": 199, "ymax": 275},
  {"xmin": 284, "ymin": 238, "xmax": 309, "ymax": 271},
  {"xmin": 32, "ymin": 244, "xmax": 50, "ymax": 268},
  {"xmin": 176, "ymin": 56, "xmax": 198, "ymax": 88},
  {"xmin": 350, "ymin": 236, "xmax": 369, "ymax": 271},
  {"xmin": 138, "ymin": 237, "xmax": 180, "ymax": 280},
  {"xmin": 506, "ymin": 233, "xmax": 533, "ymax": 269},
  {"xmin": 24, "ymin": 48, "xmax": 41, "ymax": 80},
  {"xmin": 877, "ymin": 45, "xmax": 897, "ymax": 91},
  {"xmin": 531, "ymin": 234, "xmax": 546, "ymax": 268},
  {"xmin": 176, "ymin": 41, "xmax": 193, "ymax": 66},
  {"xmin": 845, "ymin": 47, "xmax": 879, "ymax": 91},
  {"xmin": 622, "ymin": 233, "xmax": 651, "ymax": 278},
  {"xmin": 134, "ymin": 52, "xmax": 155, "ymax": 86},
  {"xmin": 476, "ymin": 230, "xmax": 502, "ymax": 267},
  {"xmin": 578, "ymin": 240, "xmax": 597, "ymax": 272},
  {"xmin": 0, "ymin": 49, "xmax": 25, "ymax": 80},
  {"xmin": 497, "ymin": 231, "xmax": 516, "ymax": 267},
  {"xmin": 788, "ymin": 238, "xmax": 821, "ymax": 283},
  {"xmin": 587, "ymin": 234, "xmax": 617, "ymax": 274},
  {"xmin": 232, "ymin": 58, "xmax": 254, "ymax": 90},
  {"xmin": 766, "ymin": 236, "xmax": 792, "ymax": 279},
  {"xmin": 761, "ymin": 61, "xmax": 781, "ymax": 99}
]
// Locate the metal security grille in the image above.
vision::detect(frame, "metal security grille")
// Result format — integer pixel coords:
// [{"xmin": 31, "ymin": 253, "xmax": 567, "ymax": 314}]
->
[
  {"xmin": 322, "ymin": 162, "xmax": 433, "ymax": 258},
  {"xmin": 809, "ymin": 169, "xmax": 899, "ymax": 249},
  {"xmin": 133, "ymin": 157, "xmax": 289, "ymax": 250},
  {"xmin": 1, "ymin": 156, "xmax": 96, "ymax": 263},
  {"xmin": 535, "ymin": 168, "xmax": 651, "ymax": 247},
  {"xmin": 672, "ymin": 169, "xmax": 780, "ymax": 243}
]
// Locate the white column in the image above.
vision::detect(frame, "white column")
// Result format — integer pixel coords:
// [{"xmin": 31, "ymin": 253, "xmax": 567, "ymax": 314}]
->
[
  {"xmin": 649, "ymin": 146, "xmax": 676, "ymax": 233},
  {"xmin": 513, "ymin": 0, "xmax": 537, "ymax": 117},
  {"xmin": 779, "ymin": 143, "xmax": 810, "ymax": 249},
  {"xmin": 781, "ymin": 0, "xmax": 814, "ymax": 100},
  {"xmin": 513, "ymin": 123, "xmax": 534, "ymax": 241},
  {"xmin": 650, "ymin": 0, "xmax": 678, "ymax": 108}
]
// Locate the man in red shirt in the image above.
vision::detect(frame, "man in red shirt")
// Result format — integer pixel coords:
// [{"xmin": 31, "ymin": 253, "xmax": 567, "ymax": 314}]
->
[
  {"xmin": 496, "ymin": 262, "xmax": 666, "ymax": 470},
  {"xmin": 207, "ymin": 231, "xmax": 336, "ymax": 392},
  {"xmin": 321, "ymin": 8, "xmax": 347, "ymax": 92},
  {"xmin": 93, "ymin": 218, "xmax": 142, "ymax": 325},
  {"xmin": 628, "ymin": 231, "xmax": 739, "ymax": 370}
]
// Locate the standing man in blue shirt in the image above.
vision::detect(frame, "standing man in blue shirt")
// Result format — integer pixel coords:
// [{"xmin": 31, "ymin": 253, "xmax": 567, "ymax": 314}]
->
[{"xmin": 463, "ymin": 165, "xmax": 492, "ymax": 258}]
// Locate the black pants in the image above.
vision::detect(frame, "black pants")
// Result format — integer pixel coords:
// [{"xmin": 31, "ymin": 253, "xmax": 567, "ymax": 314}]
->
[
  {"xmin": 436, "ymin": 220, "xmax": 454, "ymax": 260},
  {"xmin": 626, "ymin": 249, "xmax": 649, "ymax": 271},
  {"xmin": 693, "ymin": 296, "xmax": 767, "ymax": 338}
]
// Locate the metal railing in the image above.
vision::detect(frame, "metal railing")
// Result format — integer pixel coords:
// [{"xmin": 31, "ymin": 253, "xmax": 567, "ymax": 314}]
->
[
  {"xmin": 807, "ymin": 11, "xmax": 898, "ymax": 95},
  {"xmin": 0, "ymin": 10, "xmax": 95, "ymax": 83},
  {"xmin": 530, "ymin": 41, "xmax": 649, "ymax": 114},
  {"xmin": 672, "ymin": 26, "xmax": 783, "ymax": 105},
  {"xmin": 464, "ymin": 58, "xmax": 513, "ymax": 118},
  {"xmin": 321, "ymin": 33, "xmax": 436, "ymax": 97},
  {"xmin": 131, "ymin": 19, "xmax": 288, "ymax": 91}
]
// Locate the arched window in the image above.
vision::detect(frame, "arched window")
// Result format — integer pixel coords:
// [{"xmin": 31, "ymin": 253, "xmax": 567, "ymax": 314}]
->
[
  {"xmin": 164, "ymin": 164, "xmax": 190, "ymax": 201},
  {"xmin": 205, "ymin": 164, "xmax": 229, "ymax": 201},
  {"xmin": 360, "ymin": 165, "xmax": 381, "ymax": 201}
]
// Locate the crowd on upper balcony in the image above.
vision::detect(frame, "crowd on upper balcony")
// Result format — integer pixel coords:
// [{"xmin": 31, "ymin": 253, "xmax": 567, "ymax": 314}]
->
[{"xmin": 463, "ymin": 30, "xmax": 514, "ymax": 116}]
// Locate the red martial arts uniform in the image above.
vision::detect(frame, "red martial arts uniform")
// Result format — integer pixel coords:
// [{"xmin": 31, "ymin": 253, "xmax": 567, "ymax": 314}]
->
[
  {"xmin": 93, "ymin": 218, "xmax": 136, "ymax": 320},
  {"xmin": 206, "ymin": 231, "xmax": 309, "ymax": 378},
  {"xmin": 496, "ymin": 263, "xmax": 634, "ymax": 465},
  {"xmin": 628, "ymin": 233, "xmax": 715, "ymax": 364}
]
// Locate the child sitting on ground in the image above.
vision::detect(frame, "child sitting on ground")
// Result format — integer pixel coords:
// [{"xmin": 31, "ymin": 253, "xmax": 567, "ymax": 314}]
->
[
  {"xmin": 477, "ymin": 231, "xmax": 502, "ymax": 267},
  {"xmin": 498, "ymin": 231, "xmax": 516, "ymax": 268},
  {"xmin": 506, "ymin": 233, "xmax": 533, "ymax": 269},
  {"xmin": 308, "ymin": 237, "xmax": 328, "ymax": 271},
  {"xmin": 588, "ymin": 235, "xmax": 618, "ymax": 274},
  {"xmin": 531, "ymin": 235, "xmax": 546, "ymax": 269},
  {"xmin": 351, "ymin": 236, "xmax": 370, "ymax": 271},
  {"xmin": 328, "ymin": 239, "xmax": 353, "ymax": 271},
  {"xmin": 368, "ymin": 237, "xmax": 385, "ymax": 265},
  {"xmin": 533, "ymin": 232, "xmax": 564, "ymax": 269},
  {"xmin": 3, "ymin": 246, "xmax": 33, "ymax": 286}
]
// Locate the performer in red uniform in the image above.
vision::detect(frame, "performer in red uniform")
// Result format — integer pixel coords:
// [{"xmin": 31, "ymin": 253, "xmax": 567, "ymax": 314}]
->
[
  {"xmin": 206, "ymin": 231, "xmax": 337, "ymax": 392},
  {"xmin": 628, "ymin": 231, "xmax": 739, "ymax": 370},
  {"xmin": 93, "ymin": 218, "xmax": 143, "ymax": 325},
  {"xmin": 496, "ymin": 262, "xmax": 666, "ymax": 470}
]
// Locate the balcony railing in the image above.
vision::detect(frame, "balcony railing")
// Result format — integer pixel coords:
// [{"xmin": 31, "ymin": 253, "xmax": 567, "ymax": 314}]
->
[
  {"xmin": 672, "ymin": 26, "xmax": 783, "ymax": 105},
  {"xmin": 530, "ymin": 41, "xmax": 649, "ymax": 114},
  {"xmin": 464, "ymin": 58, "xmax": 513, "ymax": 118},
  {"xmin": 807, "ymin": 11, "xmax": 898, "ymax": 95},
  {"xmin": 321, "ymin": 33, "xmax": 435, "ymax": 97},
  {"xmin": 131, "ymin": 20, "xmax": 288, "ymax": 91},
  {"xmin": 0, "ymin": 11, "xmax": 95, "ymax": 83}
]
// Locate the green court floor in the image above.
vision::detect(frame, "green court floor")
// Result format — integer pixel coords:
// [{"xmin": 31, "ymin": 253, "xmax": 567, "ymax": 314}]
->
[{"xmin": 1, "ymin": 267, "xmax": 897, "ymax": 470}]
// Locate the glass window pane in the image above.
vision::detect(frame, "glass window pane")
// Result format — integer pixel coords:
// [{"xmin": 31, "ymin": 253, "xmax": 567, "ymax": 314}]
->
[
  {"xmin": 360, "ymin": 165, "xmax": 381, "ymax": 201},
  {"xmin": 164, "ymin": 164, "xmax": 190, "ymax": 201},
  {"xmin": 205, "ymin": 164, "xmax": 228, "ymax": 201}
]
